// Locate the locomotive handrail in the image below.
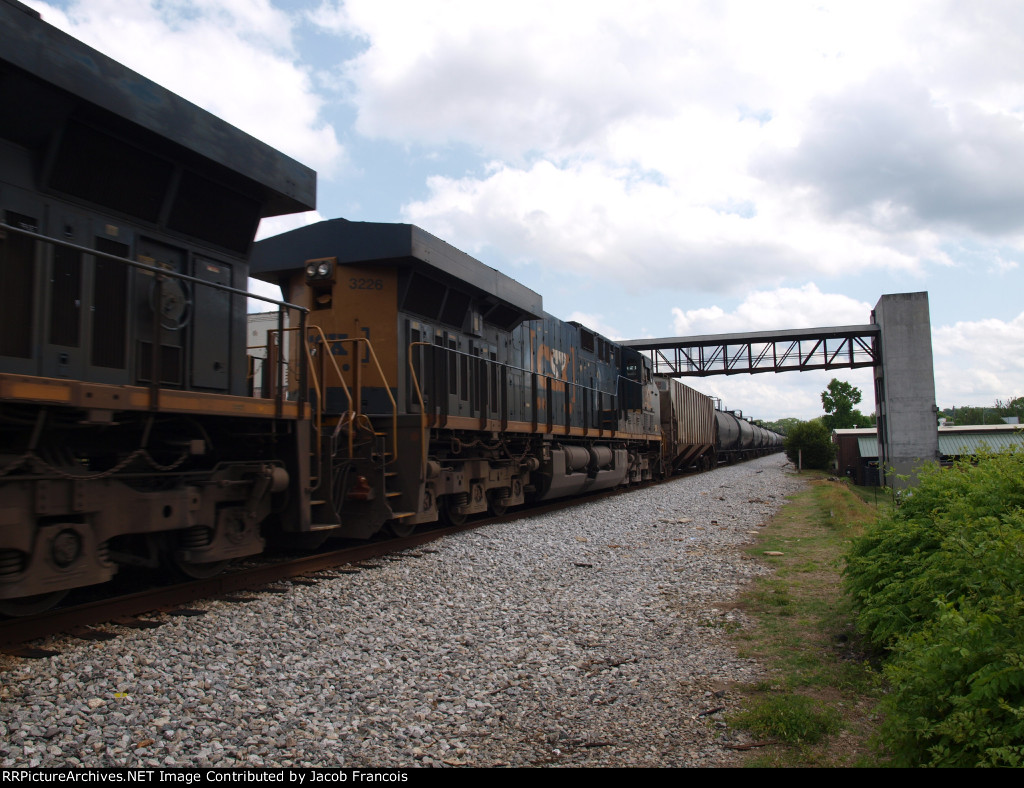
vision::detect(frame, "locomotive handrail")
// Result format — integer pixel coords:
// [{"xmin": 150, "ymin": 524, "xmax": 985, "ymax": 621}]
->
[
  {"xmin": 406, "ymin": 342, "xmax": 655, "ymax": 443},
  {"xmin": 0, "ymin": 222, "xmax": 307, "ymax": 311},
  {"xmin": 305, "ymin": 326, "xmax": 353, "ymax": 451},
  {"xmin": 316, "ymin": 333, "xmax": 398, "ymax": 465},
  {"xmin": 407, "ymin": 341, "xmax": 432, "ymax": 479},
  {"xmin": 268, "ymin": 326, "xmax": 330, "ymax": 491},
  {"xmin": 1, "ymin": 220, "xmax": 308, "ymax": 417},
  {"xmin": 266, "ymin": 323, "xmax": 350, "ymax": 487},
  {"xmin": 274, "ymin": 326, "xmax": 398, "ymax": 467},
  {"xmin": 413, "ymin": 342, "xmax": 621, "ymax": 397}
]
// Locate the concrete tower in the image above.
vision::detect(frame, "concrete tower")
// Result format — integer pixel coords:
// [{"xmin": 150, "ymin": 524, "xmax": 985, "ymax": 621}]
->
[{"xmin": 873, "ymin": 292, "xmax": 940, "ymax": 487}]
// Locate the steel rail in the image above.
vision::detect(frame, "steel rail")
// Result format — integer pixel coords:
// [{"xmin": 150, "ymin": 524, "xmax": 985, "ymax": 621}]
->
[{"xmin": 0, "ymin": 457, "xmax": 764, "ymax": 653}]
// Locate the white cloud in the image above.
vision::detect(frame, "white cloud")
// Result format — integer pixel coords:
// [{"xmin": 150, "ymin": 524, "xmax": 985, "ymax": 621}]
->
[
  {"xmin": 760, "ymin": 74, "xmax": 1024, "ymax": 238},
  {"xmin": 671, "ymin": 285, "xmax": 873, "ymax": 335},
  {"xmin": 403, "ymin": 162, "xmax": 933, "ymax": 297},
  {"xmin": 315, "ymin": 0, "xmax": 706, "ymax": 158},
  {"xmin": 27, "ymin": 0, "xmax": 344, "ymax": 175},
  {"xmin": 988, "ymin": 256, "xmax": 1020, "ymax": 275},
  {"xmin": 564, "ymin": 312, "xmax": 622, "ymax": 342},
  {"xmin": 255, "ymin": 211, "xmax": 326, "ymax": 242},
  {"xmin": 320, "ymin": 0, "xmax": 1024, "ymax": 286},
  {"xmin": 933, "ymin": 313, "xmax": 1024, "ymax": 405},
  {"xmin": 314, "ymin": 0, "xmax": 931, "ymax": 160}
]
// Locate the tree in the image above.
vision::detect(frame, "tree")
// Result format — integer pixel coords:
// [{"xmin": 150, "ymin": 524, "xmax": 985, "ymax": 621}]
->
[
  {"xmin": 783, "ymin": 419, "xmax": 835, "ymax": 470},
  {"xmin": 996, "ymin": 396, "xmax": 1024, "ymax": 422},
  {"xmin": 943, "ymin": 397, "xmax": 1024, "ymax": 425},
  {"xmin": 946, "ymin": 406, "xmax": 988, "ymax": 425},
  {"xmin": 821, "ymin": 378, "xmax": 873, "ymax": 430},
  {"xmin": 764, "ymin": 416, "xmax": 804, "ymax": 435}
]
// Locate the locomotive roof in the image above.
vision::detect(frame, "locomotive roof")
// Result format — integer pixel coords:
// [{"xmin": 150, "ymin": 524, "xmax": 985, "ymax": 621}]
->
[
  {"xmin": 0, "ymin": 0, "xmax": 315, "ymax": 217},
  {"xmin": 251, "ymin": 218, "xmax": 544, "ymax": 320}
]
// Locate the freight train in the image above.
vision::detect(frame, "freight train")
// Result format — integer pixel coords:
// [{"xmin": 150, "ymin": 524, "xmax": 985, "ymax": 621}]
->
[{"xmin": 0, "ymin": 0, "xmax": 780, "ymax": 614}]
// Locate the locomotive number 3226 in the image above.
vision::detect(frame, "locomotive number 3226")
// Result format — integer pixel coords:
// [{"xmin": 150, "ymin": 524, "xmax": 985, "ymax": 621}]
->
[{"xmin": 349, "ymin": 277, "xmax": 384, "ymax": 290}]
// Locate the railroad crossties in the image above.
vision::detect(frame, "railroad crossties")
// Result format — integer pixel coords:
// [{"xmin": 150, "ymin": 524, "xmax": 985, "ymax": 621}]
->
[{"xmin": 0, "ymin": 456, "xmax": 803, "ymax": 768}]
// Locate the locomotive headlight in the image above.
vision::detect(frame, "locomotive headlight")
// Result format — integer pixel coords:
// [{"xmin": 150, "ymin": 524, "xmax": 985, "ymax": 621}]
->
[{"xmin": 304, "ymin": 257, "xmax": 337, "ymax": 284}]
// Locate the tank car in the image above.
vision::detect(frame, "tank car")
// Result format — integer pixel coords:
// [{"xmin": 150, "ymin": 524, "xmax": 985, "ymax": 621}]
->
[
  {"xmin": 0, "ymin": 1, "xmax": 317, "ymax": 613},
  {"xmin": 250, "ymin": 219, "xmax": 664, "ymax": 539},
  {"xmin": 714, "ymin": 410, "xmax": 750, "ymax": 462},
  {"xmin": 713, "ymin": 409, "xmax": 783, "ymax": 463}
]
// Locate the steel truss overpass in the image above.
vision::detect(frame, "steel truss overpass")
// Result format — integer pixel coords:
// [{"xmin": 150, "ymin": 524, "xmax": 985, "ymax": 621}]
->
[
  {"xmin": 621, "ymin": 293, "xmax": 938, "ymax": 490},
  {"xmin": 620, "ymin": 325, "xmax": 880, "ymax": 377}
]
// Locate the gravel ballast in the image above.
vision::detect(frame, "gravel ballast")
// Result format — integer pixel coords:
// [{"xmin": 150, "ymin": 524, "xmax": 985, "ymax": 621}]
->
[{"xmin": 1, "ymin": 454, "xmax": 806, "ymax": 768}]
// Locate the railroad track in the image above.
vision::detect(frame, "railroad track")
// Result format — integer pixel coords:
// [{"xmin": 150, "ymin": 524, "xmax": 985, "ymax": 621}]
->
[
  {"xmin": 0, "ymin": 525, "xmax": 472, "ymax": 657},
  {"xmin": 0, "ymin": 476, "xmax": 662, "ymax": 656}
]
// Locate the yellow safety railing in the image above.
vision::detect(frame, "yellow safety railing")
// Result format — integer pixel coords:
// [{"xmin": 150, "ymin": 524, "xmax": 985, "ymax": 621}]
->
[
  {"xmin": 264, "ymin": 327, "xmax": 398, "ymax": 486},
  {"xmin": 407, "ymin": 341, "xmax": 432, "ymax": 478},
  {"xmin": 319, "ymin": 331, "xmax": 398, "ymax": 465}
]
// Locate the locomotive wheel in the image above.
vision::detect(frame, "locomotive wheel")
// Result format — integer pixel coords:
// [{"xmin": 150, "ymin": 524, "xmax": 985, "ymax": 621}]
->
[
  {"xmin": 440, "ymin": 496, "xmax": 467, "ymax": 527},
  {"xmin": 0, "ymin": 590, "xmax": 68, "ymax": 618},
  {"xmin": 385, "ymin": 519, "xmax": 417, "ymax": 538},
  {"xmin": 488, "ymin": 495, "xmax": 508, "ymax": 517},
  {"xmin": 167, "ymin": 552, "xmax": 229, "ymax": 581},
  {"xmin": 165, "ymin": 528, "xmax": 230, "ymax": 580}
]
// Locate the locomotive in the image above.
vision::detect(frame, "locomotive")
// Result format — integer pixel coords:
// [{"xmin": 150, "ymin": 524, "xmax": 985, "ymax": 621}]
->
[
  {"xmin": 0, "ymin": 0, "xmax": 316, "ymax": 613},
  {"xmin": 249, "ymin": 219, "xmax": 782, "ymax": 543},
  {"xmin": 0, "ymin": 0, "xmax": 779, "ymax": 613}
]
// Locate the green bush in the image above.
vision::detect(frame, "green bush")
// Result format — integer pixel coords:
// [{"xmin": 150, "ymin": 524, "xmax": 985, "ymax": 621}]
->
[
  {"xmin": 844, "ymin": 450, "xmax": 1024, "ymax": 766},
  {"xmin": 783, "ymin": 419, "xmax": 835, "ymax": 470},
  {"xmin": 845, "ymin": 452, "xmax": 1024, "ymax": 647},
  {"xmin": 881, "ymin": 591, "xmax": 1024, "ymax": 767}
]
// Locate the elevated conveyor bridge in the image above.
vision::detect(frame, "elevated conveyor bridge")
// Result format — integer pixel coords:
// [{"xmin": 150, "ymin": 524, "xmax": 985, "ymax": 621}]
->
[
  {"xmin": 621, "ymin": 293, "xmax": 938, "ymax": 489},
  {"xmin": 620, "ymin": 325, "xmax": 880, "ymax": 377}
]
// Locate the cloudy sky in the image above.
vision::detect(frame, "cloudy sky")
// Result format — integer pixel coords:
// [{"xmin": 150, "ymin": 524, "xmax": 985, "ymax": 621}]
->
[{"xmin": 25, "ymin": 0, "xmax": 1024, "ymax": 421}]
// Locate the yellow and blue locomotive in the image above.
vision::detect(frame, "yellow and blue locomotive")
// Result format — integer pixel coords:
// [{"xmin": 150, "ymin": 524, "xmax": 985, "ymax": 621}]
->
[{"xmin": 251, "ymin": 219, "xmax": 664, "ymax": 540}]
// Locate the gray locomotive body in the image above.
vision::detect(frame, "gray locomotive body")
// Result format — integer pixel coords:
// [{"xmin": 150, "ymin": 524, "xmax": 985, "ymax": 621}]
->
[
  {"xmin": 251, "ymin": 219, "xmax": 781, "ymax": 542},
  {"xmin": 0, "ymin": 0, "xmax": 316, "ymax": 612}
]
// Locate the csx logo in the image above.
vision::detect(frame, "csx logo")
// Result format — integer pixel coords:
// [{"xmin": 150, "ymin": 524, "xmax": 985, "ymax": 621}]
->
[
  {"xmin": 311, "ymin": 328, "xmax": 371, "ymax": 360},
  {"xmin": 548, "ymin": 348, "xmax": 568, "ymax": 379}
]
